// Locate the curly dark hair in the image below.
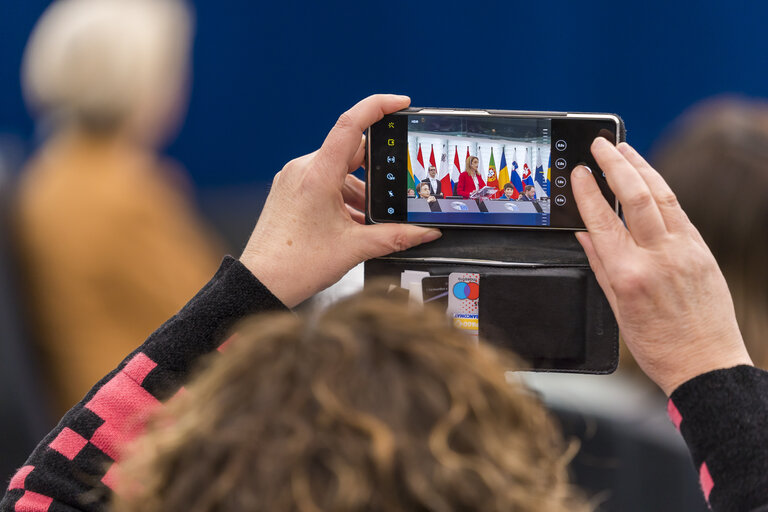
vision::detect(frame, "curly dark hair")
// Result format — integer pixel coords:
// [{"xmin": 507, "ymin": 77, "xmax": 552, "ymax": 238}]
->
[{"xmin": 114, "ymin": 288, "xmax": 587, "ymax": 511}]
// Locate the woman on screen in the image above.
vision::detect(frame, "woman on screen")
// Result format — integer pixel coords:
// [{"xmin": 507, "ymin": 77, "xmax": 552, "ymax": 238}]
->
[{"xmin": 457, "ymin": 156, "xmax": 486, "ymax": 199}]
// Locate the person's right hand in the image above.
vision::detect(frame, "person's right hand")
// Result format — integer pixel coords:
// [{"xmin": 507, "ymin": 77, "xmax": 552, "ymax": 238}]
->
[
  {"xmin": 240, "ymin": 95, "xmax": 441, "ymax": 308},
  {"xmin": 572, "ymin": 138, "xmax": 752, "ymax": 395}
]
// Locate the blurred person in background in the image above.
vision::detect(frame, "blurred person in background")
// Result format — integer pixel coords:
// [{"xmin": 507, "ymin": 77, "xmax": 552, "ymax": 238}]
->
[
  {"xmin": 15, "ymin": 0, "xmax": 224, "ymax": 415},
  {"xmin": 651, "ymin": 97, "xmax": 768, "ymax": 371}
]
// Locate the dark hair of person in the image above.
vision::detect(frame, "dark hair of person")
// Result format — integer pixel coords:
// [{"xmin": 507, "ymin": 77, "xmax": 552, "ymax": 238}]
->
[
  {"xmin": 503, "ymin": 182, "xmax": 514, "ymax": 191},
  {"xmin": 113, "ymin": 287, "xmax": 587, "ymax": 512},
  {"xmin": 525, "ymin": 185, "xmax": 535, "ymax": 192}
]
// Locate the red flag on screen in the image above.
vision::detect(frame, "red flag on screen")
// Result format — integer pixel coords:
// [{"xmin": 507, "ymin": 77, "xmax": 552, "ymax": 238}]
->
[{"xmin": 415, "ymin": 144, "xmax": 426, "ymax": 182}]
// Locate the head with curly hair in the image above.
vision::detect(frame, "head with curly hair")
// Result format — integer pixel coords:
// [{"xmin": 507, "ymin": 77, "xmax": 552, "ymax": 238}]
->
[{"xmin": 114, "ymin": 288, "xmax": 586, "ymax": 511}]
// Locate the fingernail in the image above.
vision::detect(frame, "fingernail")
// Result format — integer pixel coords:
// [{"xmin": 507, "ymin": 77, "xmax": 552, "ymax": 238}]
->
[
  {"xmin": 573, "ymin": 165, "xmax": 592, "ymax": 177},
  {"xmin": 616, "ymin": 142, "xmax": 630, "ymax": 153},
  {"xmin": 593, "ymin": 137, "xmax": 608, "ymax": 147},
  {"xmin": 421, "ymin": 230, "xmax": 442, "ymax": 243}
]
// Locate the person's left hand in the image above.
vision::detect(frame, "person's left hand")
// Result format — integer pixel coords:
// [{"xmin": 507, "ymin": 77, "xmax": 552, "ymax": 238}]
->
[{"xmin": 240, "ymin": 95, "xmax": 442, "ymax": 307}]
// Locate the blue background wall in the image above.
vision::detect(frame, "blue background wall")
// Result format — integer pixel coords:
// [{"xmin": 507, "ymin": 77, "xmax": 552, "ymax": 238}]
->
[{"xmin": 2, "ymin": 0, "xmax": 768, "ymax": 189}]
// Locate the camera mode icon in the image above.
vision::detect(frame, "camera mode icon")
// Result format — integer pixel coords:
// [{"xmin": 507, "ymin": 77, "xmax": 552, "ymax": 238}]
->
[
  {"xmin": 387, "ymin": 156, "xmax": 396, "ymax": 163},
  {"xmin": 554, "ymin": 195, "xmax": 567, "ymax": 206},
  {"xmin": 555, "ymin": 158, "xmax": 567, "ymax": 170},
  {"xmin": 555, "ymin": 140, "xmax": 567, "ymax": 151},
  {"xmin": 386, "ymin": 173, "xmax": 395, "ymax": 181},
  {"xmin": 554, "ymin": 176, "xmax": 567, "ymax": 188},
  {"xmin": 387, "ymin": 139, "xmax": 395, "ymax": 146},
  {"xmin": 387, "ymin": 207, "xmax": 395, "ymax": 215}
]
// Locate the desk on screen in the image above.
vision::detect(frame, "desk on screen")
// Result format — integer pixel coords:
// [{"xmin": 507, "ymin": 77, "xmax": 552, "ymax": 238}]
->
[{"xmin": 407, "ymin": 198, "xmax": 550, "ymax": 227}]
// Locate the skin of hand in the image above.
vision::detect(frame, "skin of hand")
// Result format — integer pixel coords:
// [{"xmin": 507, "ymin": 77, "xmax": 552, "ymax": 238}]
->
[
  {"xmin": 240, "ymin": 94, "xmax": 442, "ymax": 308},
  {"xmin": 572, "ymin": 138, "xmax": 752, "ymax": 396}
]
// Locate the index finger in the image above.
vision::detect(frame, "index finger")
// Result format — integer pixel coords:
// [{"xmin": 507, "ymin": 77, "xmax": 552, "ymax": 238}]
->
[
  {"xmin": 318, "ymin": 94, "xmax": 411, "ymax": 176},
  {"xmin": 571, "ymin": 164, "xmax": 635, "ymax": 269},
  {"xmin": 591, "ymin": 137, "xmax": 668, "ymax": 245}
]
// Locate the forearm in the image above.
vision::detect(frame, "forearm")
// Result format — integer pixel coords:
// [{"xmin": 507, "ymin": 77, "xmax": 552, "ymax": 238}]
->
[
  {"xmin": 1, "ymin": 257, "xmax": 286, "ymax": 512},
  {"xmin": 668, "ymin": 365, "xmax": 768, "ymax": 512}
]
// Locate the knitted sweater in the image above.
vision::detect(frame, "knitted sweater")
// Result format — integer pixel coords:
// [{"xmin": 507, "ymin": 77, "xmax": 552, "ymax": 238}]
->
[{"xmin": 2, "ymin": 257, "xmax": 766, "ymax": 511}]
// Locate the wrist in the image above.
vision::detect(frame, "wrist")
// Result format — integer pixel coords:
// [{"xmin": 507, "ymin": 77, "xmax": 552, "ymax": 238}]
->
[
  {"xmin": 239, "ymin": 251, "xmax": 305, "ymax": 309},
  {"xmin": 658, "ymin": 346, "xmax": 753, "ymax": 396}
]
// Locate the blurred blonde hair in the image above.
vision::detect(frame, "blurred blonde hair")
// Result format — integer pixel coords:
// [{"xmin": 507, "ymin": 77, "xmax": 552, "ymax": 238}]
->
[
  {"xmin": 22, "ymin": 0, "xmax": 193, "ymax": 141},
  {"xmin": 114, "ymin": 288, "xmax": 588, "ymax": 512}
]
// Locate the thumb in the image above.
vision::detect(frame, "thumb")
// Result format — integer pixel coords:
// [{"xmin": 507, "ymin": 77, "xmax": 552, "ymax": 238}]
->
[{"xmin": 355, "ymin": 224, "xmax": 442, "ymax": 260}]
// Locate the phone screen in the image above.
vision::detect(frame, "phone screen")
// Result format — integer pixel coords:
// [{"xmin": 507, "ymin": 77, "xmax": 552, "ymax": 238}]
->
[{"xmin": 368, "ymin": 111, "xmax": 619, "ymax": 229}]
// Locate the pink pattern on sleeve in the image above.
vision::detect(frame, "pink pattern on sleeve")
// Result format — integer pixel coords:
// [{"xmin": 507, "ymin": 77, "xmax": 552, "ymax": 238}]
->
[
  {"xmin": 667, "ymin": 399, "xmax": 683, "ymax": 431},
  {"xmin": 84, "ymin": 353, "xmax": 161, "ymax": 461},
  {"xmin": 14, "ymin": 491, "xmax": 53, "ymax": 512},
  {"xmin": 48, "ymin": 428, "xmax": 89, "ymax": 461},
  {"xmin": 8, "ymin": 465, "xmax": 34, "ymax": 491},
  {"xmin": 700, "ymin": 462, "xmax": 714, "ymax": 502}
]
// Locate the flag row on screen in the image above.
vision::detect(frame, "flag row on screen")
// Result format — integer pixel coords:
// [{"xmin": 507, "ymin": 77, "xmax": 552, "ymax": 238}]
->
[{"xmin": 407, "ymin": 143, "xmax": 550, "ymax": 199}]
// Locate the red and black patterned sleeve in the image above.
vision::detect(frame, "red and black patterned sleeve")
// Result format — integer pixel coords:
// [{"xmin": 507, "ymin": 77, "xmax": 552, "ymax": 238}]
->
[
  {"xmin": 1, "ymin": 256, "xmax": 286, "ymax": 512},
  {"xmin": 667, "ymin": 365, "xmax": 768, "ymax": 512}
]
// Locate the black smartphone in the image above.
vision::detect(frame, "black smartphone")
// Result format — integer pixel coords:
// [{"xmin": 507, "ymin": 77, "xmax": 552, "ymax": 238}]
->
[{"xmin": 366, "ymin": 108, "xmax": 624, "ymax": 230}]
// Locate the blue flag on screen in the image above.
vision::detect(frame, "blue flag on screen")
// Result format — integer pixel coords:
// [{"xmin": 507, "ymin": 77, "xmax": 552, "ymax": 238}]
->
[
  {"xmin": 535, "ymin": 147, "xmax": 548, "ymax": 196},
  {"xmin": 509, "ymin": 148, "xmax": 524, "ymax": 194}
]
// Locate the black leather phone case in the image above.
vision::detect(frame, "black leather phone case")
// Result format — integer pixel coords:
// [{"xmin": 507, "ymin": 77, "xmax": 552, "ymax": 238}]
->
[{"xmin": 364, "ymin": 228, "xmax": 618, "ymax": 373}]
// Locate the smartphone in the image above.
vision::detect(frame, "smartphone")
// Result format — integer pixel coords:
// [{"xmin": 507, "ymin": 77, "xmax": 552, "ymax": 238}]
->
[{"xmin": 366, "ymin": 108, "xmax": 624, "ymax": 230}]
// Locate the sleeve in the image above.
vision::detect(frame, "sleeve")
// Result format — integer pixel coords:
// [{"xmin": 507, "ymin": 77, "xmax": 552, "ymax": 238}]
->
[
  {"xmin": 1, "ymin": 257, "xmax": 287, "ymax": 512},
  {"xmin": 667, "ymin": 365, "xmax": 768, "ymax": 512}
]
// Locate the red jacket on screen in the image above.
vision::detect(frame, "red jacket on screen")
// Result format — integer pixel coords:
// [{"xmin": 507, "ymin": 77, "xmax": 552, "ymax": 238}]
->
[{"xmin": 456, "ymin": 172, "xmax": 486, "ymax": 199}]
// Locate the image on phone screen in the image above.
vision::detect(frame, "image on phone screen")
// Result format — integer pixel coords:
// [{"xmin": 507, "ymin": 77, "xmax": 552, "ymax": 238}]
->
[{"xmin": 404, "ymin": 115, "xmax": 550, "ymax": 227}]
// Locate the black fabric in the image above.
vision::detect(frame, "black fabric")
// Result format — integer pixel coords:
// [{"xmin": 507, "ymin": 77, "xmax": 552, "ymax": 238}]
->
[{"xmin": 670, "ymin": 365, "xmax": 768, "ymax": 512}]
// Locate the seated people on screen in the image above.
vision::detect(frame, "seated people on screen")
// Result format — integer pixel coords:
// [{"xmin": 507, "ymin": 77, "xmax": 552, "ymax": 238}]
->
[
  {"xmin": 418, "ymin": 182, "xmax": 436, "ymax": 203},
  {"xmin": 417, "ymin": 182, "xmax": 441, "ymax": 212},
  {"xmin": 457, "ymin": 156, "xmax": 486, "ymax": 199},
  {"xmin": 500, "ymin": 183, "xmax": 516, "ymax": 200},
  {"xmin": 421, "ymin": 165, "xmax": 444, "ymax": 198},
  {"xmin": 518, "ymin": 185, "xmax": 536, "ymax": 201},
  {"xmin": 407, "ymin": 188, "xmax": 416, "ymax": 197}
]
